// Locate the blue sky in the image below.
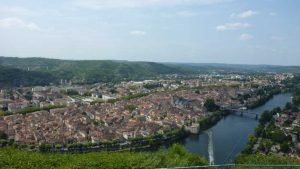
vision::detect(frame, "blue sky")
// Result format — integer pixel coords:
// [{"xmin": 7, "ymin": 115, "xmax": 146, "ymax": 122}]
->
[{"xmin": 0, "ymin": 0, "xmax": 299, "ymax": 65}]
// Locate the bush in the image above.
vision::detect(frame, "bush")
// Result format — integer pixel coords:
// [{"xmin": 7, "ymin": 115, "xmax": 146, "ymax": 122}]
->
[
  {"xmin": 0, "ymin": 131, "xmax": 7, "ymax": 140},
  {"xmin": 204, "ymin": 98, "xmax": 219, "ymax": 112}
]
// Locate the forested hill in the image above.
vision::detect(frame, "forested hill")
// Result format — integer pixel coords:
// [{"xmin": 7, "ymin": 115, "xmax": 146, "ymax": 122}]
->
[
  {"xmin": 0, "ymin": 57, "xmax": 187, "ymax": 86},
  {"xmin": 0, "ymin": 65, "xmax": 56, "ymax": 87},
  {"xmin": 1, "ymin": 56, "xmax": 300, "ymax": 87}
]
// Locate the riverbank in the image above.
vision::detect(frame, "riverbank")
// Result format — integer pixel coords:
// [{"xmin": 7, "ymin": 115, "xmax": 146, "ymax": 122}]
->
[
  {"xmin": 198, "ymin": 110, "xmax": 230, "ymax": 132},
  {"xmin": 182, "ymin": 93, "xmax": 293, "ymax": 164},
  {"xmin": 0, "ymin": 128, "xmax": 189, "ymax": 154},
  {"xmin": 240, "ymin": 88, "xmax": 300, "ymax": 158},
  {"xmin": 198, "ymin": 90, "xmax": 285, "ymax": 134},
  {"xmin": 0, "ymin": 92, "xmax": 286, "ymax": 155},
  {"xmin": 246, "ymin": 86, "xmax": 281, "ymax": 109}
]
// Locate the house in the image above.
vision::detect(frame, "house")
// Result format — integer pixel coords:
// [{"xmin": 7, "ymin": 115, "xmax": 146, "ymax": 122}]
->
[
  {"xmin": 122, "ymin": 130, "xmax": 137, "ymax": 140},
  {"xmin": 7, "ymin": 100, "xmax": 29, "ymax": 112},
  {"xmin": 32, "ymin": 86, "xmax": 49, "ymax": 92},
  {"xmin": 102, "ymin": 95, "xmax": 115, "ymax": 101},
  {"xmin": 50, "ymin": 98, "xmax": 67, "ymax": 106},
  {"xmin": 185, "ymin": 123, "xmax": 200, "ymax": 134},
  {"xmin": 92, "ymin": 92, "xmax": 102, "ymax": 99},
  {"xmin": 40, "ymin": 101, "xmax": 51, "ymax": 108}
]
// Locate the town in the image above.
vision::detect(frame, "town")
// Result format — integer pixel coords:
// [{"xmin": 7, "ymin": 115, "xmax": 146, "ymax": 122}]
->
[{"xmin": 0, "ymin": 73, "xmax": 293, "ymax": 151}]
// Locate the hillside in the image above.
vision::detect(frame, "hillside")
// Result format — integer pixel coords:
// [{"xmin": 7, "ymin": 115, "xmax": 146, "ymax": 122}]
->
[
  {"xmin": 1, "ymin": 56, "xmax": 300, "ymax": 87},
  {"xmin": 0, "ymin": 57, "xmax": 187, "ymax": 85},
  {"xmin": 0, "ymin": 144, "xmax": 206, "ymax": 169},
  {"xmin": 0, "ymin": 65, "xmax": 56, "ymax": 87}
]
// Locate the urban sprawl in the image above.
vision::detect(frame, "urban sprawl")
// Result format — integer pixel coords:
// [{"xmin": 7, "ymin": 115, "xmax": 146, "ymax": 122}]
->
[{"xmin": 0, "ymin": 73, "xmax": 298, "ymax": 155}]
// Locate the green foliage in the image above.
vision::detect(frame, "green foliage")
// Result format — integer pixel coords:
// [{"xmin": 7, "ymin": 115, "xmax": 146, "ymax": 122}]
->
[
  {"xmin": 0, "ymin": 57, "xmax": 188, "ymax": 86},
  {"xmin": 264, "ymin": 124, "xmax": 291, "ymax": 144},
  {"xmin": 24, "ymin": 91, "xmax": 33, "ymax": 100},
  {"xmin": 39, "ymin": 144, "xmax": 52, "ymax": 152},
  {"xmin": 259, "ymin": 111, "xmax": 273, "ymax": 125},
  {"xmin": 204, "ymin": 98, "xmax": 219, "ymax": 112},
  {"xmin": 248, "ymin": 135, "xmax": 257, "ymax": 145},
  {"xmin": 0, "ymin": 144, "xmax": 206, "ymax": 169},
  {"xmin": 280, "ymin": 142, "xmax": 290, "ymax": 153},
  {"xmin": 242, "ymin": 135, "xmax": 258, "ymax": 154},
  {"xmin": 254, "ymin": 124, "xmax": 264, "ymax": 137},
  {"xmin": 61, "ymin": 89, "xmax": 79, "ymax": 96},
  {"xmin": 124, "ymin": 104, "xmax": 137, "ymax": 111},
  {"xmin": 0, "ymin": 105, "xmax": 66, "ymax": 116},
  {"xmin": 285, "ymin": 102, "xmax": 292, "ymax": 110},
  {"xmin": 0, "ymin": 131, "xmax": 7, "ymax": 140},
  {"xmin": 143, "ymin": 83, "xmax": 162, "ymax": 89},
  {"xmin": 247, "ymin": 86, "xmax": 281, "ymax": 109},
  {"xmin": 198, "ymin": 112, "xmax": 224, "ymax": 131},
  {"xmin": 236, "ymin": 154, "xmax": 300, "ymax": 165},
  {"xmin": 0, "ymin": 65, "xmax": 57, "ymax": 87},
  {"xmin": 258, "ymin": 139, "xmax": 273, "ymax": 152}
]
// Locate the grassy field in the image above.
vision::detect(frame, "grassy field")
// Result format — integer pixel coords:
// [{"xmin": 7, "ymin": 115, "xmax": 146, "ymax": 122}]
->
[{"xmin": 0, "ymin": 144, "xmax": 206, "ymax": 169}]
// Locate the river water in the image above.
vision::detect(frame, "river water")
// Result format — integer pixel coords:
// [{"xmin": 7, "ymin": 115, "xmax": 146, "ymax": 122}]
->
[{"xmin": 182, "ymin": 93, "xmax": 292, "ymax": 164}]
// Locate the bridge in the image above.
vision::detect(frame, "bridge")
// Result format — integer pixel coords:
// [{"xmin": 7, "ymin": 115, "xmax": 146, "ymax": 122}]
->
[{"xmin": 224, "ymin": 107, "xmax": 259, "ymax": 120}]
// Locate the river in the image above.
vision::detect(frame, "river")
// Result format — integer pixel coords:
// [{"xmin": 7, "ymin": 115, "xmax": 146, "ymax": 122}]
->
[{"xmin": 182, "ymin": 93, "xmax": 292, "ymax": 164}]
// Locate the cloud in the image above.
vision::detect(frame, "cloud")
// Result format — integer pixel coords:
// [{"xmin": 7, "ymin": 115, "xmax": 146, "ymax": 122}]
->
[
  {"xmin": 236, "ymin": 10, "xmax": 258, "ymax": 18},
  {"xmin": 130, "ymin": 30, "xmax": 146, "ymax": 36},
  {"xmin": 216, "ymin": 22, "xmax": 251, "ymax": 31},
  {"xmin": 0, "ymin": 17, "xmax": 40, "ymax": 31},
  {"xmin": 269, "ymin": 12, "xmax": 277, "ymax": 16},
  {"xmin": 74, "ymin": 0, "xmax": 230, "ymax": 9},
  {"xmin": 240, "ymin": 33, "xmax": 253, "ymax": 40}
]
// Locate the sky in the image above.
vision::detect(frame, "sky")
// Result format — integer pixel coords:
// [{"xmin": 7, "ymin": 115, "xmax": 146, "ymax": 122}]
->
[{"xmin": 0, "ymin": 0, "xmax": 300, "ymax": 65}]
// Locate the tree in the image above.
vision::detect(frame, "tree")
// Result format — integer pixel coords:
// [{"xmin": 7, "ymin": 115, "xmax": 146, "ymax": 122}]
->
[
  {"xmin": 259, "ymin": 111, "xmax": 273, "ymax": 125},
  {"xmin": 248, "ymin": 135, "xmax": 257, "ymax": 145},
  {"xmin": 204, "ymin": 99, "xmax": 219, "ymax": 112},
  {"xmin": 255, "ymin": 124, "xmax": 264, "ymax": 137},
  {"xmin": 292, "ymin": 96, "xmax": 300, "ymax": 106},
  {"xmin": 285, "ymin": 102, "xmax": 292, "ymax": 110},
  {"xmin": 0, "ymin": 131, "xmax": 7, "ymax": 140},
  {"xmin": 124, "ymin": 104, "xmax": 137, "ymax": 111},
  {"xmin": 24, "ymin": 91, "xmax": 33, "ymax": 100},
  {"xmin": 39, "ymin": 143, "xmax": 52, "ymax": 152},
  {"xmin": 280, "ymin": 142, "xmax": 290, "ymax": 153}
]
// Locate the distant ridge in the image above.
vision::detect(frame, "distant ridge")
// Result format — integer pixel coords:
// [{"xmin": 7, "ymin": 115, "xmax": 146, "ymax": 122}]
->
[
  {"xmin": 0, "ymin": 56, "xmax": 300, "ymax": 87},
  {"xmin": 0, "ymin": 56, "xmax": 187, "ymax": 86}
]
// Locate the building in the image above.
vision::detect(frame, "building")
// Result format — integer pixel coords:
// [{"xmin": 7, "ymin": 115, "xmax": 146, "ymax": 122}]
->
[{"xmin": 185, "ymin": 123, "xmax": 200, "ymax": 134}]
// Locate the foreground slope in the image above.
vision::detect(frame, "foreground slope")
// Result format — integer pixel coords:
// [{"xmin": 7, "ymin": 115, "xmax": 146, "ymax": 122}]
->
[{"xmin": 0, "ymin": 144, "xmax": 206, "ymax": 169}]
